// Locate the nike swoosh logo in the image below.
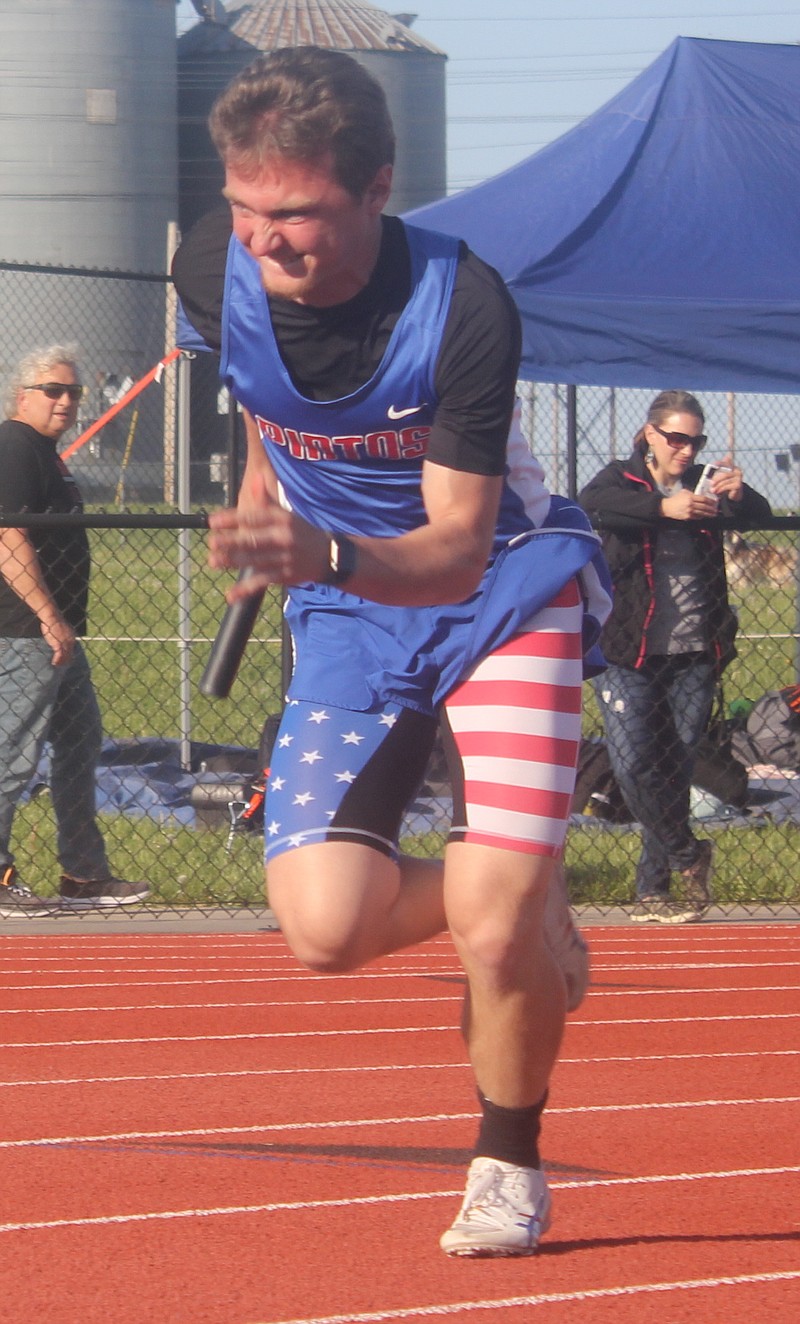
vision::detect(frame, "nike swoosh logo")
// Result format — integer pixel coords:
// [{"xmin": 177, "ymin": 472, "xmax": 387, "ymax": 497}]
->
[{"xmin": 387, "ymin": 403, "xmax": 427, "ymax": 420}]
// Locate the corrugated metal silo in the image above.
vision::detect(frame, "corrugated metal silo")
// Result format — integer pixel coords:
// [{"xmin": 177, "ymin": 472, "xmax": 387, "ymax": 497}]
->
[
  {"xmin": 177, "ymin": 0, "xmax": 447, "ymax": 232},
  {"xmin": 0, "ymin": 0, "xmax": 179, "ymax": 496},
  {"xmin": 0, "ymin": 0, "xmax": 177, "ymax": 271}
]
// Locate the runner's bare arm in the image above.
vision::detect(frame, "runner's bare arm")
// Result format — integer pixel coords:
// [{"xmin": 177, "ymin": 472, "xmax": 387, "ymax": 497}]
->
[{"xmin": 209, "ymin": 454, "xmax": 503, "ymax": 607}]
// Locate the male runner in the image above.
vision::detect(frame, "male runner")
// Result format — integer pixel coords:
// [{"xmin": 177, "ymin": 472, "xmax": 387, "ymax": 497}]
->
[{"xmin": 173, "ymin": 46, "xmax": 610, "ymax": 1256}]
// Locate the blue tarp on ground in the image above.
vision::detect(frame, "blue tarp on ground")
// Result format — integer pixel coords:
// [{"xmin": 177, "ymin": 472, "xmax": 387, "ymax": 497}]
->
[
  {"xmin": 23, "ymin": 739, "xmax": 800, "ymax": 834},
  {"xmin": 409, "ymin": 37, "xmax": 800, "ymax": 394},
  {"xmin": 28, "ymin": 739, "xmax": 258, "ymax": 830}
]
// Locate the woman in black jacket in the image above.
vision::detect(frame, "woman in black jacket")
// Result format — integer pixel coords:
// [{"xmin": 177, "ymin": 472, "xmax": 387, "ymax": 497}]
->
[{"xmin": 579, "ymin": 390, "xmax": 771, "ymax": 923}]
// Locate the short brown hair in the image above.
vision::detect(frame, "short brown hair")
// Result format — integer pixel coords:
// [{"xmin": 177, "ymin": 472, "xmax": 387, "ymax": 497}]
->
[{"xmin": 209, "ymin": 46, "xmax": 396, "ymax": 200}]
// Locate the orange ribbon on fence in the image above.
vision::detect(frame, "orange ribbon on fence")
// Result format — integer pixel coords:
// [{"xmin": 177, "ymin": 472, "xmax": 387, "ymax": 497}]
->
[{"xmin": 60, "ymin": 347, "xmax": 183, "ymax": 461}]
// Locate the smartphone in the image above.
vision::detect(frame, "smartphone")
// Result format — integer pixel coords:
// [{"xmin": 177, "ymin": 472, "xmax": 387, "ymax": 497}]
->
[{"xmin": 695, "ymin": 464, "xmax": 731, "ymax": 498}]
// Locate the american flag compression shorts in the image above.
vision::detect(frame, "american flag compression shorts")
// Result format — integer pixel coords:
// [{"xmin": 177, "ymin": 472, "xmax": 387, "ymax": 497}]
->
[{"xmin": 264, "ymin": 578, "xmax": 584, "ymax": 863}]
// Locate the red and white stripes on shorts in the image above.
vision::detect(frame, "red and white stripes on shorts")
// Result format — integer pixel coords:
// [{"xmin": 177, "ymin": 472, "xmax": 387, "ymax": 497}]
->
[{"xmin": 443, "ymin": 576, "xmax": 584, "ymax": 856}]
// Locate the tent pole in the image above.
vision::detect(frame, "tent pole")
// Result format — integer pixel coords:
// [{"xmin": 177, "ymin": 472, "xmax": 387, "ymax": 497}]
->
[
  {"xmin": 566, "ymin": 385, "xmax": 578, "ymax": 498},
  {"xmin": 609, "ymin": 388, "xmax": 617, "ymax": 458},
  {"xmin": 551, "ymin": 387, "xmax": 560, "ymax": 494},
  {"xmin": 726, "ymin": 392, "xmax": 736, "ymax": 459}
]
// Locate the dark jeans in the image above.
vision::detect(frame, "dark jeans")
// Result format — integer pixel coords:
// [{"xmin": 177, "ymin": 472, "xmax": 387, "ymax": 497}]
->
[
  {"xmin": 594, "ymin": 654, "xmax": 715, "ymax": 898},
  {"xmin": 0, "ymin": 638, "xmax": 109, "ymax": 879}
]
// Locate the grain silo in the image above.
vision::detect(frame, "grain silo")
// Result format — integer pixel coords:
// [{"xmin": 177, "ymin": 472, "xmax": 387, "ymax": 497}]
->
[
  {"xmin": 177, "ymin": 0, "xmax": 447, "ymax": 233},
  {"xmin": 0, "ymin": 0, "xmax": 177, "ymax": 271},
  {"xmin": 0, "ymin": 0, "xmax": 179, "ymax": 497}
]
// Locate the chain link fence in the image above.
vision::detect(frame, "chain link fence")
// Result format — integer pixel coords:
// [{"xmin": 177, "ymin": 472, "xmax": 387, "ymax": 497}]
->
[{"xmin": 2, "ymin": 261, "xmax": 800, "ymax": 919}]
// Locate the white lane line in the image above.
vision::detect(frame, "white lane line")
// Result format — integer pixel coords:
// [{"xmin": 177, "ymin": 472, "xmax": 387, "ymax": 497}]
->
[
  {"xmin": 0, "ymin": 1062, "xmax": 467, "ymax": 1089},
  {"xmin": 250, "ymin": 1270, "xmax": 800, "ymax": 1324},
  {"xmin": 591, "ymin": 960, "xmax": 800, "ymax": 971},
  {"xmin": 0, "ymin": 996, "xmax": 462, "ymax": 1016},
  {"xmin": 0, "ymin": 1167, "xmax": 796, "ymax": 1235},
  {"xmin": 0, "ymin": 1048, "xmax": 797, "ymax": 1091},
  {"xmin": 0, "ymin": 969, "xmax": 321, "ymax": 979},
  {"xmin": 0, "ymin": 995, "xmax": 463, "ymax": 1011},
  {"xmin": 0, "ymin": 940, "xmax": 796, "ymax": 971},
  {"xmin": 1, "ymin": 1098, "xmax": 798, "ymax": 1151},
  {"xmin": 0, "ymin": 959, "xmax": 798, "ymax": 992},
  {"xmin": 0, "ymin": 929, "xmax": 788, "ymax": 956},
  {"xmin": 0, "ymin": 974, "xmax": 465, "ymax": 993},
  {"xmin": 1, "ymin": 983, "xmax": 798, "ymax": 1017},
  {"xmin": 4, "ymin": 1011, "xmax": 800, "ymax": 1051}
]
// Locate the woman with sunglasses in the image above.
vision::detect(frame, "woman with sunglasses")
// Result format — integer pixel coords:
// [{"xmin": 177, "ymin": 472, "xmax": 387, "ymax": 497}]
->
[{"xmin": 579, "ymin": 390, "xmax": 771, "ymax": 922}]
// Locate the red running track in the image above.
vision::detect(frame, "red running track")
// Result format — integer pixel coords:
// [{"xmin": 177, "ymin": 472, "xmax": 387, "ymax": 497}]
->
[{"xmin": 0, "ymin": 923, "xmax": 798, "ymax": 1323}]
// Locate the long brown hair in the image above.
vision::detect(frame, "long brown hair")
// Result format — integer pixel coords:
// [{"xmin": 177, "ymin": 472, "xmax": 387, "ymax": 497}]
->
[{"xmin": 634, "ymin": 389, "xmax": 705, "ymax": 453}]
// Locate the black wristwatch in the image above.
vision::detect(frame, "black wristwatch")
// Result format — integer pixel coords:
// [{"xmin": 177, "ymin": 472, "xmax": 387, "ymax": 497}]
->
[{"xmin": 322, "ymin": 533, "xmax": 357, "ymax": 587}]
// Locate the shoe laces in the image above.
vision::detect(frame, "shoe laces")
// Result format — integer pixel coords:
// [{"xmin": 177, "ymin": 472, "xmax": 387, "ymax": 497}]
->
[{"xmin": 462, "ymin": 1163, "xmax": 537, "ymax": 1225}]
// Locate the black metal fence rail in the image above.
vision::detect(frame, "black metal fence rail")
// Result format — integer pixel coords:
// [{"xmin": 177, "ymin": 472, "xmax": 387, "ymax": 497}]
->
[
  {"xmin": 4, "ymin": 261, "xmax": 800, "ymax": 919},
  {"xmin": 0, "ymin": 511, "xmax": 798, "ymax": 919}
]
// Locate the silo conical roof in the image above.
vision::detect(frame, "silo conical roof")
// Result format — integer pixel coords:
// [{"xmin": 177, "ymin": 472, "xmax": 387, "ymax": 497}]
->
[
  {"xmin": 179, "ymin": 0, "xmax": 445, "ymax": 56},
  {"xmin": 178, "ymin": 0, "xmax": 447, "ymax": 225}
]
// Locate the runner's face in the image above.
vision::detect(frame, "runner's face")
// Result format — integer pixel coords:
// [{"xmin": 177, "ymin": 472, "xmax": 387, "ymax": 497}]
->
[
  {"xmin": 14, "ymin": 364, "xmax": 81, "ymax": 440},
  {"xmin": 223, "ymin": 154, "xmax": 392, "ymax": 307}
]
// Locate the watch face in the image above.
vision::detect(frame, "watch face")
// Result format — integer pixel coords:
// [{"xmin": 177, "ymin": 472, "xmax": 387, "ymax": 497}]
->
[{"xmin": 327, "ymin": 535, "xmax": 356, "ymax": 586}]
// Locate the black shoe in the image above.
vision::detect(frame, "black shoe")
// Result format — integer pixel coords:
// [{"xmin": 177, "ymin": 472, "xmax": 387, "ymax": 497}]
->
[
  {"xmin": 679, "ymin": 840, "xmax": 714, "ymax": 912},
  {"xmin": 0, "ymin": 866, "xmax": 56, "ymax": 918},
  {"xmin": 630, "ymin": 895, "xmax": 701, "ymax": 924},
  {"xmin": 59, "ymin": 875, "xmax": 150, "ymax": 910}
]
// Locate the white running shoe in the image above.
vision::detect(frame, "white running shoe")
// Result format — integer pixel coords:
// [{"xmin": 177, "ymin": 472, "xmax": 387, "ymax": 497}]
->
[
  {"xmin": 544, "ymin": 859, "xmax": 590, "ymax": 1011},
  {"xmin": 440, "ymin": 1157, "xmax": 552, "ymax": 1257}
]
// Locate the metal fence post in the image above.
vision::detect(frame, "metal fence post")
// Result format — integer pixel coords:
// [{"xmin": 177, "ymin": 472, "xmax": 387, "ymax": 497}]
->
[
  {"xmin": 566, "ymin": 384, "xmax": 578, "ymax": 498},
  {"xmin": 177, "ymin": 351, "xmax": 193, "ymax": 771}
]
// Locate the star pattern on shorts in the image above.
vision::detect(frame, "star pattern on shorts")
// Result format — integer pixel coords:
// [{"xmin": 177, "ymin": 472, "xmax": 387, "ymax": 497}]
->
[{"xmin": 264, "ymin": 705, "xmax": 403, "ymax": 849}]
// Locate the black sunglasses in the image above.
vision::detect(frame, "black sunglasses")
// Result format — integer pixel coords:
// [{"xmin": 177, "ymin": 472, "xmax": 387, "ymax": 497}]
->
[
  {"xmin": 24, "ymin": 382, "xmax": 83, "ymax": 402},
  {"xmin": 651, "ymin": 423, "xmax": 706, "ymax": 452}
]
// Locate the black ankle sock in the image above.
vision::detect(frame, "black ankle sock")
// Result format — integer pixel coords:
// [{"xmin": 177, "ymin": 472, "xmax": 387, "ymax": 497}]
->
[{"xmin": 473, "ymin": 1089, "xmax": 548, "ymax": 1169}]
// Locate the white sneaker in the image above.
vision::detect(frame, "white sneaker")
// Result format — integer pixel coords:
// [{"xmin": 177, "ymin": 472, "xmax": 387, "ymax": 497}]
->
[
  {"xmin": 440, "ymin": 1157, "xmax": 552, "ymax": 1257},
  {"xmin": 544, "ymin": 859, "xmax": 590, "ymax": 1011}
]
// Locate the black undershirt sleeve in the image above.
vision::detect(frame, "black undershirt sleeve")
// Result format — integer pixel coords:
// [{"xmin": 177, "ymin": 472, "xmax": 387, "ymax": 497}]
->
[
  {"xmin": 171, "ymin": 208, "xmax": 230, "ymax": 354},
  {"xmin": 428, "ymin": 252, "xmax": 521, "ymax": 477}
]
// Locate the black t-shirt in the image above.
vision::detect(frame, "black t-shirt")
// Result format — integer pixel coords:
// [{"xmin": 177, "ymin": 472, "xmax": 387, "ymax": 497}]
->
[
  {"xmin": 0, "ymin": 419, "xmax": 90, "ymax": 636},
  {"xmin": 172, "ymin": 209, "xmax": 521, "ymax": 477}
]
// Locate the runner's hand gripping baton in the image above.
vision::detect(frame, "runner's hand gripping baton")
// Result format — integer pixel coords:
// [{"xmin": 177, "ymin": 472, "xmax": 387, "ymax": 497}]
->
[{"xmin": 199, "ymin": 567, "xmax": 265, "ymax": 699}]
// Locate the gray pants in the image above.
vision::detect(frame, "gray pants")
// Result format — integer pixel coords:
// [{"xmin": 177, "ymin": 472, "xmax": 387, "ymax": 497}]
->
[{"xmin": 0, "ymin": 637, "xmax": 109, "ymax": 880}]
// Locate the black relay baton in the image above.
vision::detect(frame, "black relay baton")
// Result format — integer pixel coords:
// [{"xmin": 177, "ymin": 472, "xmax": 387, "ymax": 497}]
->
[{"xmin": 199, "ymin": 567, "xmax": 265, "ymax": 699}]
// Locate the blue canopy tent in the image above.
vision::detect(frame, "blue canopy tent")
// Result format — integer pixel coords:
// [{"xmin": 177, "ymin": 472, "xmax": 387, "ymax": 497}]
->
[{"xmin": 409, "ymin": 37, "xmax": 800, "ymax": 395}]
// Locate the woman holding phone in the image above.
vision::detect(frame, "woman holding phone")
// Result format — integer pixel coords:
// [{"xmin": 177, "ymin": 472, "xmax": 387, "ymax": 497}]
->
[{"xmin": 579, "ymin": 390, "xmax": 771, "ymax": 922}]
